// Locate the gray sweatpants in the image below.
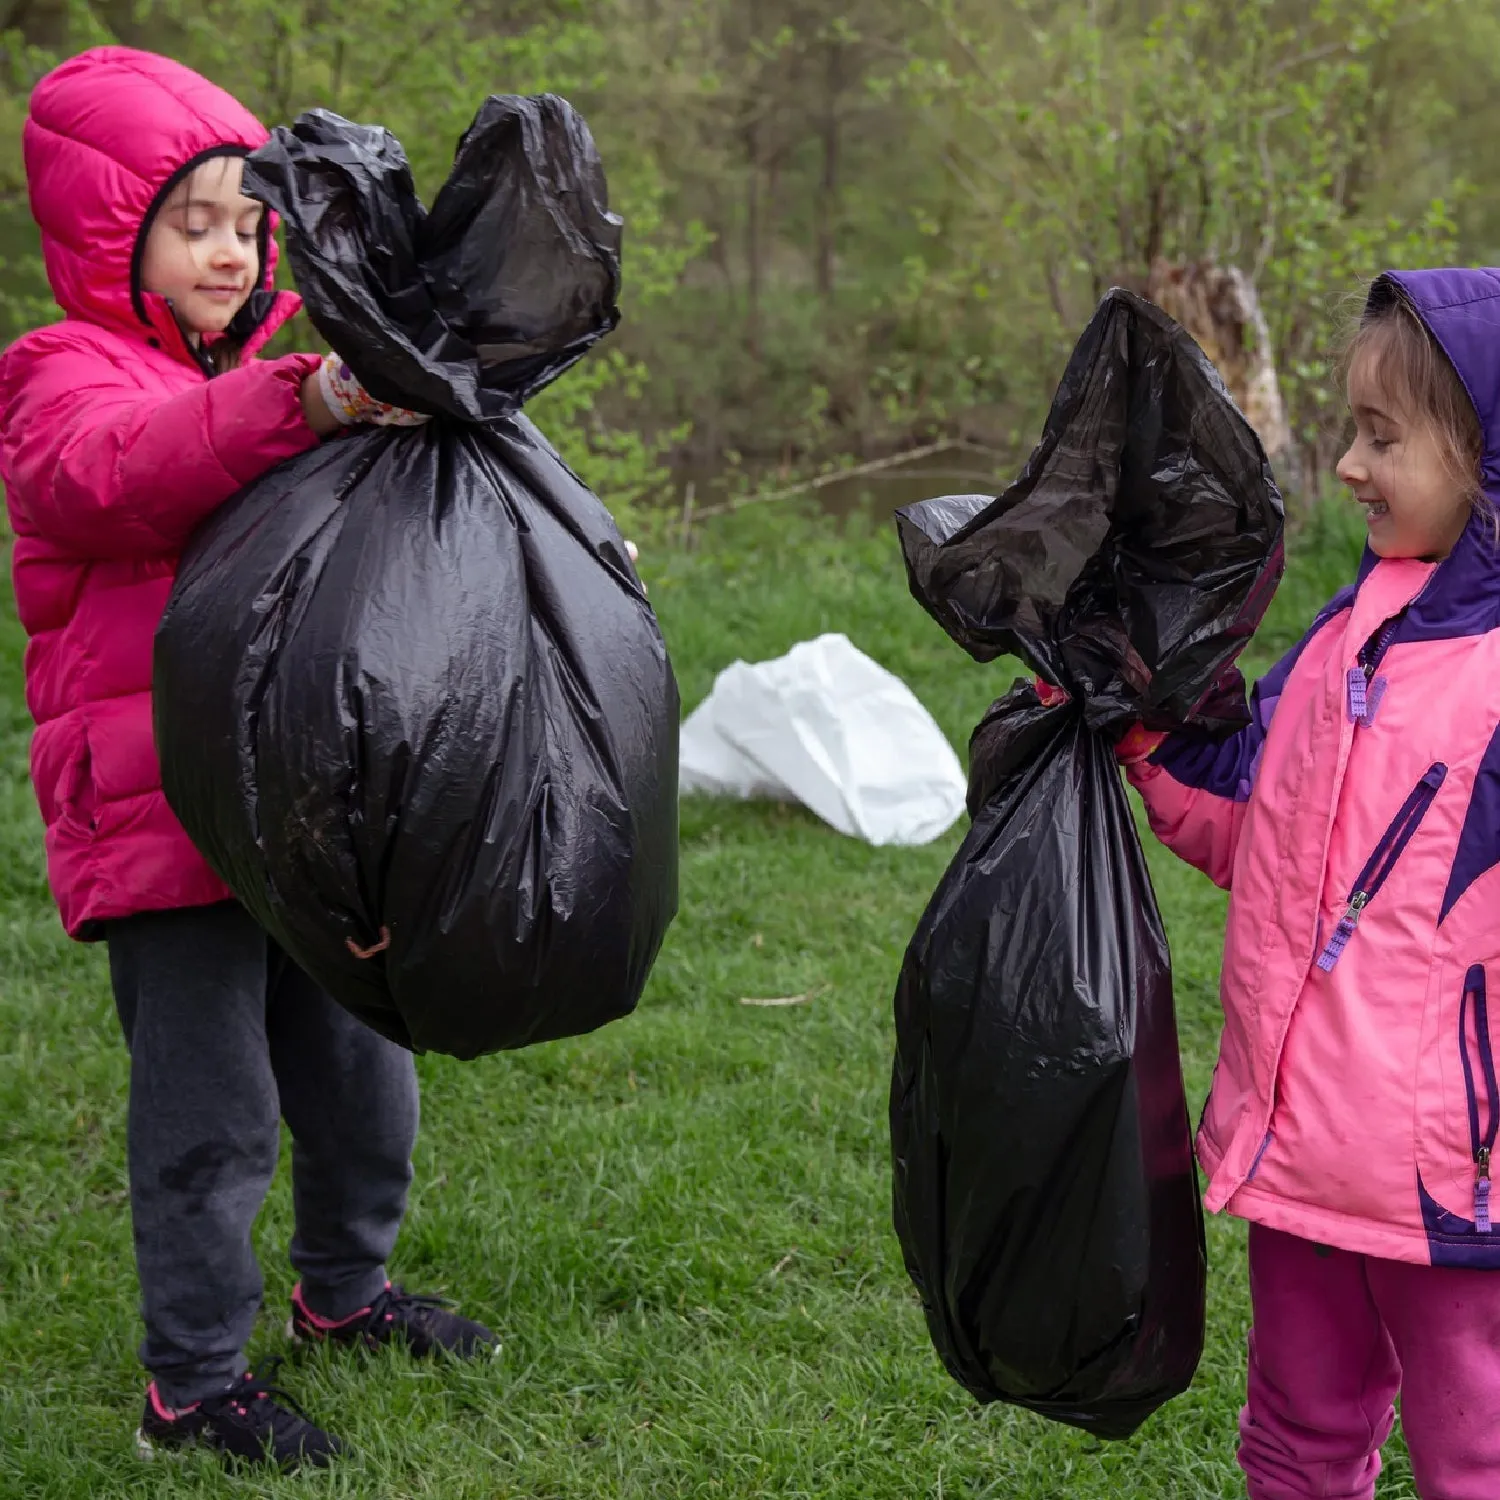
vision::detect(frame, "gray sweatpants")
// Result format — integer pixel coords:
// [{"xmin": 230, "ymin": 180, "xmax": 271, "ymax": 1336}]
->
[{"xmin": 107, "ymin": 901, "xmax": 420, "ymax": 1406}]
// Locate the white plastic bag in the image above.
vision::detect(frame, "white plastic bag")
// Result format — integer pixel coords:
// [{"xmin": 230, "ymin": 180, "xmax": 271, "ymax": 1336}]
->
[{"xmin": 679, "ymin": 633, "xmax": 967, "ymax": 846}]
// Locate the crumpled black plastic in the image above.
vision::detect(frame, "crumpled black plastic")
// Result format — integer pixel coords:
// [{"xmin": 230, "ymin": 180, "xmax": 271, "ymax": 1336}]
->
[
  {"xmin": 899, "ymin": 289, "xmax": 1285, "ymax": 740},
  {"xmin": 890, "ymin": 288, "xmax": 1285, "ymax": 1438},
  {"xmin": 153, "ymin": 96, "xmax": 679, "ymax": 1060}
]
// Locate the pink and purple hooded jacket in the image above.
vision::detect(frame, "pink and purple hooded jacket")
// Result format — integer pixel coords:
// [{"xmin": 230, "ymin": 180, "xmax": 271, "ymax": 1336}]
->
[
  {"xmin": 0, "ymin": 48, "xmax": 324, "ymax": 938},
  {"xmin": 1130, "ymin": 267, "xmax": 1500, "ymax": 1267}
]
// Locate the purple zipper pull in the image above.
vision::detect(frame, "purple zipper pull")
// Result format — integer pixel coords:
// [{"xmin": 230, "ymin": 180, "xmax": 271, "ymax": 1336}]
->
[
  {"xmin": 1347, "ymin": 669, "xmax": 1388, "ymax": 727},
  {"xmin": 1317, "ymin": 892, "xmax": 1368, "ymax": 972},
  {"xmin": 1478, "ymin": 1148, "xmax": 1493, "ymax": 1233},
  {"xmin": 1314, "ymin": 763, "xmax": 1444, "ymax": 974},
  {"xmin": 1347, "ymin": 668, "xmax": 1367, "ymax": 723}
]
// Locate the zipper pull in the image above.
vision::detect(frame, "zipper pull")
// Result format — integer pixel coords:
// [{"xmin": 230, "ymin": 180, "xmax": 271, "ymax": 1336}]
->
[
  {"xmin": 1347, "ymin": 668, "xmax": 1367, "ymax": 723},
  {"xmin": 1317, "ymin": 892, "xmax": 1369, "ymax": 973},
  {"xmin": 1478, "ymin": 1147, "xmax": 1492, "ymax": 1234},
  {"xmin": 1346, "ymin": 668, "xmax": 1388, "ymax": 727}
]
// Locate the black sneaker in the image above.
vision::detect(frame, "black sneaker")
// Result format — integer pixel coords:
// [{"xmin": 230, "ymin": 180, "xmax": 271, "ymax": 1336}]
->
[
  {"xmin": 135, "ymin": 1366, "xmax": 344, "ymax": 1470},
  {"xmin": 289, "ymin": 1279, "xmax": 499, "ymax": 1359}
]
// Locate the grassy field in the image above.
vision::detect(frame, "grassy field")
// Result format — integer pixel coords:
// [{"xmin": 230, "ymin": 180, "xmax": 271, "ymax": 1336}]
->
[{"xmin": 0, "ymin": 499, "xmax": 1419, "ymax": 1498}]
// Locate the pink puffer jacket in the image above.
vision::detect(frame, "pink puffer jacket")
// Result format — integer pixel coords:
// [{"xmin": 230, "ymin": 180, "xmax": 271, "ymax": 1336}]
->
[
  {"xmin": 0, "ymin": 47, "xmax": 322, "ymax": 938},
  {"xmin": 1130, "ymin": 267, "xmax": 1500, "ymax": 1267}
]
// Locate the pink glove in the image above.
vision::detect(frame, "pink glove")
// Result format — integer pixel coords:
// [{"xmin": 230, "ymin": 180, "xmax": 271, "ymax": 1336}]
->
[
  {"xmin": 1114, "ymin": 723, "xmax": 1166, "ymax": 766},
  {"xmin": 316, "ymin": 352, "xmax": 430, "ymax": 427},
  {"xmin": 1033, "ymin": 678, "xmax": 1164, "ymax": 765}
]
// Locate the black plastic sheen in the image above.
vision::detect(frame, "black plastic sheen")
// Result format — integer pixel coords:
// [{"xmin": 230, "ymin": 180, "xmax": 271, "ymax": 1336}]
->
[
  {"xmin": 154, "ymin": 96, "xmax": 679, "ymax": 1060},
  {"xmin": 890, "ymin": 289, "xmax": 1285, "ymax": 1438}
]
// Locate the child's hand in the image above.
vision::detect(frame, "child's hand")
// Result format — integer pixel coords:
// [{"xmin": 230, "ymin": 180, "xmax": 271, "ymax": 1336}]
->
[
  {"xmin": 1114, "ymin": 723, "xmax": 1166, "ymax": 766},
  {"xmin": 624, "ymin": 539, "xmax": 647, "ymax": 595},
  {"xmin": 1034, "ymin": 677, "xmax": 1163, "ymax": 763},
  {"xmin": 316, "ymin": 352, "xmax": 429, "ymax": 428}
]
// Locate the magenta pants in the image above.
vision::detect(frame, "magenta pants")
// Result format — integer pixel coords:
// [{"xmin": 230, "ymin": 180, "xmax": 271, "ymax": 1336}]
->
[{"xmin": 1240, "ymin": 1224, "xmax": 1500, "ymax": 1499}]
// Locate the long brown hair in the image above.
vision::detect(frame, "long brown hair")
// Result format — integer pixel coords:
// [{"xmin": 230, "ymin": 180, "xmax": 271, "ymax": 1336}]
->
[
  {"xmin": 205, "ymin": 332, "xmax": 247, "ymax": 375},
  {"xmin": 1342, "ymin": 280, "xmax": 1488, "ymax": 527}
]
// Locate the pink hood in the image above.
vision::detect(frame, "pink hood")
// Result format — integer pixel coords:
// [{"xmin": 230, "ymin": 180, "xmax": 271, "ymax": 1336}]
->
[
  {"xmin": 2, "ymin": 47, "xmax": 322, "ymax": 938},
  {"xmin": 25, "ymin": 45, "xmax": 283, "ymax": 341}
]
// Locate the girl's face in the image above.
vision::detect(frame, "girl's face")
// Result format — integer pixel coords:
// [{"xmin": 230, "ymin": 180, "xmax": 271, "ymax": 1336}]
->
[
  {"xmin": 139, "ymin": 157, "xmax": 262, "ymax": 340},
  {"xmin": 1337, "ymin": 349, "xmax": 1473, "ymax": 562}
]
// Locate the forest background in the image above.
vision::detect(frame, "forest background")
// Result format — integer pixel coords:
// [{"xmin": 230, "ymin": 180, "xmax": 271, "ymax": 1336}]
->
[{"xmin": 1, "ymin": 0, "xmax": 1495, "ymax": 527}]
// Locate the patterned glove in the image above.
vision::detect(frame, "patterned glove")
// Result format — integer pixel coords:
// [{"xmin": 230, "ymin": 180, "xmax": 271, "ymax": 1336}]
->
[{"xmin": 316, "ymin": 352, "xmax": 429, "ymax": 427}]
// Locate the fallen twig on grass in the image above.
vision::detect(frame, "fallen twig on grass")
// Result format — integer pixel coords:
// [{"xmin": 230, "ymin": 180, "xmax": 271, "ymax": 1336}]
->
[{"xmin": 691, "ymin": 440, "xmax": 1002, "ymax": 521}]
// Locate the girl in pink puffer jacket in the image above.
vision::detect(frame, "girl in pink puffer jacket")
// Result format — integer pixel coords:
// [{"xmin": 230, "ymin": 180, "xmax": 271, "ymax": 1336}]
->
[
  {"xmin": 1, "ymin": 47, "xmax": 494, "ymax": 1470},
  {"xmin": 1114, "ymin": 270, "xmax": 1500, "ymax": 1498}
]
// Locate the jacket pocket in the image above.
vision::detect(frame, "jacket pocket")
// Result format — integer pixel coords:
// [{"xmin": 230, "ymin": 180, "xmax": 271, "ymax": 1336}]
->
[
  {"xmin": 1317, "ymin": 762, "xmax": 1447, "ymax": 972},
  {"xmin": 55, "ymin": 714, "xmax": 99, "ymax": 836},
  {"xmin": 1415, "ymin": 960, "xmax": 1500, "ymax": 1257},
  {"xmin": 1458, "ymin": 965, "xmax": 1499, "ymax": 1231}
]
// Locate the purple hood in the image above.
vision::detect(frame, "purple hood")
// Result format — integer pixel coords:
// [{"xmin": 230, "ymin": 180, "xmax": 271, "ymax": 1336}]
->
[{"xmin": 1354, "ymin": 268, "xmax": 1500, "ymax": 642}]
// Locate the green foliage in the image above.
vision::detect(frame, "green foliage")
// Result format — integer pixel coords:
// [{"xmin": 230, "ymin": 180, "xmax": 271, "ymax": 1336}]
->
[
  {"xmin": 899, "ymin": 0, "xmax": 1467, "ymax": 469},
  {"xmin": 0, "ymin": 0, "xmax": 1497, "ymax": 504}
]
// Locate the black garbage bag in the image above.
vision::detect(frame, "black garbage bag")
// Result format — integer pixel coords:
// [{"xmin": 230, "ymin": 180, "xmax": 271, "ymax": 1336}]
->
[
  {"xmin": 153, "ymin": 96, "xmax": 679, "ymax": 1060},
  {"xmin": 890, "ymin": 288, "xmax": 1285, "ymax": 1438}
]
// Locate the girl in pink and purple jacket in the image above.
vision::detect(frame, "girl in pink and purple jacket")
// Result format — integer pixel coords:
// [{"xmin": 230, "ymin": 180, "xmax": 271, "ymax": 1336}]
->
[
  {"xmin": 1122, "ymin": 270, "xmax": 1500, "ymax": 1498},
  {"xmin": 1, "ymin": 47, "xmax": 495, "ymax": 1470}
]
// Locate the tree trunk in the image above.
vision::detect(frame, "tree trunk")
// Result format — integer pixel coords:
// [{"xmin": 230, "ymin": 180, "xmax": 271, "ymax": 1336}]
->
[
  {"xmin": 1145, "ymin": 257, "xmax": 1299, "ymax": 493},
  {"xmin": 745, "ymin": 117, "xmax": 763, "ymax": 360},
  {"xmin": 706, "ymin": 178, "xmax": 732, "ymax": 283},
  {"xmin": 815, "ymin": 41, "xmax": 842, "ymax": 301}
]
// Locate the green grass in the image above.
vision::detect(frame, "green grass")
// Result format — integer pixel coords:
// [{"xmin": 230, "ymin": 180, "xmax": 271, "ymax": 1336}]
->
[{"xmin": 0, "ymin": 499, "xmax": 1419, "ymax": 1498}]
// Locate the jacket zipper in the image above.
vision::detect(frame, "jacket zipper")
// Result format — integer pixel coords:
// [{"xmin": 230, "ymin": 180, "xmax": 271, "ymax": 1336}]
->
[
  {"xmin": 1316, "ymin": 762, "xmax": 1447, "ymax": 972},
  {"xmin": 1347, "ymin": 613, "xmax": 1402, "ymax": 725},
  {"xmin": 1459, "ymin": 965, "xmax": 1500, "ymax": 1232},
  {"xmin": 1244, "ymin": 1129, "xmax": 1274, "ymax": 1181}
]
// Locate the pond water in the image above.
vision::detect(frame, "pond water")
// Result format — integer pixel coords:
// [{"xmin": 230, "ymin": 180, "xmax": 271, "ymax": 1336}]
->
[{"xmin": 670, "ymin": 443, "xmax": 1011, "ymax": 525}]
